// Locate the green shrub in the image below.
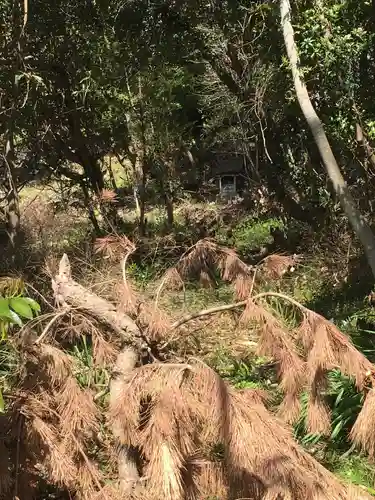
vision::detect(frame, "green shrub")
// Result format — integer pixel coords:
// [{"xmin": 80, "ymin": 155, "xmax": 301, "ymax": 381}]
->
[
  {"xmin": 231, "ymin": 216, "xmax": 284, "ymax": 253},
  {"xmin": 294, "ymin": 370, "xmax": 363, "ymax": 449},
  {"xmin": 0, "ymin": 281, "xmax": 40, "ymax": 412}
]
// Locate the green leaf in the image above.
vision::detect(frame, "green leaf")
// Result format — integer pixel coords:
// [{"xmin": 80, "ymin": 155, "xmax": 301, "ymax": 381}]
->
[
  {"xmin": 0, "ymin": 322, "xmax": 8, "ymax": 341},
  {"xmin": 331, "ymin": 420, "xmax": 344, "ymax": 440},
  {"xmin": 8, "ymin": 310, "xmax": 22, "ymax": 326},
  {"xmin": 23, "ymin": 297, "xmax": 41, "ymax": 313},
  {"xmin": 10, "ymin": 297, "xmax": 33, "ymax": 319},
  {"xmin": 334, "ymin": 388, "xmax": 345, "ymax": 406},
  {"xmin": 0, "ymin": 389, "xmax": 4, "ymax": 413},
  {"xmin": 0, "ymin": 298, "xmax": 11, "ymax": 320}
]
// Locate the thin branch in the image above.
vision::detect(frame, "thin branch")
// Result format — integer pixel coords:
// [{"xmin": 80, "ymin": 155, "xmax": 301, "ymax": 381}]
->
[
  {"xmin": 22, "ymin": 0, "xmax": 28, "ymax": 30},
  {"xmin": 154, "ymin": 273, "xmax": 169, "ymax": 308},
  {"xmin": 249, "ymin": 268, "xmax": 257, "ymax": 297},
  {"xmin": 25, "ymin": 282, "xmax": 56, "ymax": 310},
  {"xmin": 170, "ymin": 291, "xmax": 306, "ymax": 330},
  {"xmin": 170, "ymin": 300, "xmax": 247, "ymax": 330},
  {"xmin": 34, "ymin": 308, "xmax": 70, "ymax": 344}
]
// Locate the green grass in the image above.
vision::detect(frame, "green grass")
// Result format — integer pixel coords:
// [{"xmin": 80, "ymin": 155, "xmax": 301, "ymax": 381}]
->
[{"xmin": 327, "ymin": 453, "xmax": 375, "ymax": 494}]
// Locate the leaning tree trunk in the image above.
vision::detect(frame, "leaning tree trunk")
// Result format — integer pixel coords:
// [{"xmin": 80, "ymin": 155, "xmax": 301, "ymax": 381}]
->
[{"xmin": 280, "ymin": 0, "xmax": 375, "ymax": 278}]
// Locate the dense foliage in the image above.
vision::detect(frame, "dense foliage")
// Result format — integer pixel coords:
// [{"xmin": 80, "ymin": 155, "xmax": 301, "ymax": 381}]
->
[{"xmin": 1, "ymin": 0, "xmax": 375, "ymax": 240}]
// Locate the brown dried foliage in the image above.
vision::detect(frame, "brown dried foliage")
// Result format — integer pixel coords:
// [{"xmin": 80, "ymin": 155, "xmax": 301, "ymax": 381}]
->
[
  {"xmin": 15, "ymin": 331, "xmax": 106, "ymax": 497},
  {"xmin": 139, "ymin": 305, "xmax": 172, "ymax": 341},
  {"xmin": 262, "ymin": 254, "xmax": 296, "ymax": 279},
  {"xmin": 115, "ymin": 280, "xmax": 139, "ymax": 316},
  {"xmin": 28, "ymin": 415, "xmax": 77, "ymax": 487},
  {"xmin": 241, "ymin": 300, "xmax": 306, "ymax": 420},
  {"xmin": 240, "ymin": 298, "xmax": 375, "ymax": 440},
  {"xmin": 305, "ymin": 368, "xmax": 331, "ymax": 436},
  {"xmin": 174, "ymin": 238, "xmax": 254, "ymax": 299},
  {"xmin": 94, "ymin": 234, "xmax": 135, "ymax": 260},
  {"xmin": 162, "ymin": 267, "xmax": 184, "ymax": 291},
  {"xmin": 300, "ymin": 311, "xmax": 373, "ymax": 390},
  {"xmin": 227, "ymin": 390, "xmax": 349, "ymax": 499},
  {"xmin": 98, "ymin": 189, "xmax": 118, "ymax": 204},
  {"xmin": 108, "ymin": 360, "xmax": 358, "ymax": 499},
  {"xmin": 92, "ymin": 332, "xmax": 119, "ymax": 367},
  {"xmin": 57, "ymin": 378, "xmax": 99, "ymax": 438},
  {"xmin": 38, "ymin": 343, "xmax": 73, "ymax": 386},
  {"xmin": 199, "ymin": 270, "xmax": 215, "ymax": 288},
  {"xmin": 351, "ymin": 389, "xmax": 375, "ymax": 457},
  {"xmin": 234, "ymin": 273, "xmax": 253, "ymax": 300}
]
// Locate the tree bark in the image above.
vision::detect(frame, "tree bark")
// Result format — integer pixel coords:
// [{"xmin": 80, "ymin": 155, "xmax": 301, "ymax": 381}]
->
[
  {"xmin": 52, "ymin": 254, "xmax": 144, "ymax": 493},
  {"xmin": 137, "ymin": 76, "xmax": 148, "ymax": 236},
  {"xmin": 80, "ymin": 181, "xmax": 102, "ymax": 235},
  {"xmin": 2, "ymin": 0, "xmax": 25, "ymax": 263},
  {"xmin": 280, "ymin": 0, "xmax": 375, "ymax": 277},
  {"xmin": 52, "ymin": 254, "xmax": 145, "ymax": 347},
  {"xmin": 164, "ymin": 191, "xmax": 174, "ymax": 227},
  {"xmin": 4, "ymin": 134, "xmax": 21, "ymax": 260},
  {"xmin": 107, "ymin": 155, "xmax": 118, "ymax": 191},
  {"xmin": 356, "ymin": 123, "xmax": 375, "ymax": 174}
]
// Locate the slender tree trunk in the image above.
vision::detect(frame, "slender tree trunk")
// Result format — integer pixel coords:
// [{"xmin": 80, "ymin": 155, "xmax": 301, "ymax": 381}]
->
[
  {"xmin": 356, "ymin": 123, "xmax": 375, "ymax": 174},
  {"xmin": 80, "ymin": 181, "xmax": 101, "ymax": 235},
  {"xmin": 165, "ymin": 194, "xmax": 174, "ymax": 227},
  {"xmin": 107, "ymin": 155, "xmax": 118, "ymax": 191},
  {"xmin": 137, "ymin": 76, "xmax": 148, "ymax": 236},
  {"xmin": 4, "ymin": 134, "xmax": 21, "ymax": 259},
  {"xmin": 164, "ymin": 189, "xmax": 174, "ymax": 227},
  {"xmin": 138, "ymin": 185, "xmax": 146, "ymax": 236},
  {"xmin": 52, "ymin": 64, "xmax": 104, "ymax": 193},
  {"xmin": 3, "ymin": 0, "xmax": 26, "ymax": 263},
  {"xmin": 280, "ymin": 0, "xmax": 375, "ymax": 277}
]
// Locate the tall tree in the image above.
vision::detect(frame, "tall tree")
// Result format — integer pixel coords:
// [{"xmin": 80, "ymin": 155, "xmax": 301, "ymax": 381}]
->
[{"xmin": 280, "ymin": 0, "xmax": 375, "ymax": 277}]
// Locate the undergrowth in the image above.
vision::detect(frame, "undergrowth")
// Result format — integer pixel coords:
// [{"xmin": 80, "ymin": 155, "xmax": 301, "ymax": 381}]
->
[{"xmin": 2, "ymin": 198, "xmax": 375, "ymax": 497}]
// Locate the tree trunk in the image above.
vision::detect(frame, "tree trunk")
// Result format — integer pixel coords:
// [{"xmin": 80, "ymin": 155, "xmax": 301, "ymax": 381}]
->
[
  {"xmin": 280, "ymin": 0, "xmax": 375, "ymax": 277},
  {"xmin": 80, "ymin": 181, "xmax": 101, "ymax": 235},
  {"xmin": 52, "ymin": 254, "xmax": 144, "ymax": 493},
  {"xmin": 3, "ymin": 0, "xmax": 25, "ymax": 264},
  {"xmin": 138, "ymin": 184, "xmax": 146, "ymax": 236},
  {"xmin": 356, "ymin": 123, "xmax": 375, "ymax": 174},
  {"xmin": 164, "ymin": 191, "xmax": 174, "ymax": 227},
  {"xmin": 51, "ymin": 64, "xmax": 104, "ymax": 193},
  {"xmin": 107, "ymin": 156, "xmax": 118, "ymax": 191},
  {"xmin": 137, "ymin": 76, "xmax": 148, "ymax": 236},
  {"xmin": 4, "ymin": 133, "xmax": 21, "ymax": 260}
]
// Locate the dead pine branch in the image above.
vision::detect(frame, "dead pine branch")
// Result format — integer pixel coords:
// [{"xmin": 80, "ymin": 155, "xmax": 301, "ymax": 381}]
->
[
  {"xmin": 170, "ymin": 291, "xmax": 304, "ymax": 330},
  {"xmin": 170, "ymin": 290, "xmax": 375, "ymax": 437},
  {"xmin": 51, "ymin": 254, "xmax": 145, "ymax": 493},
  {"xmin": 106, "ymin": 359, "xmax": 368, "ymax": 499},
  {"xmin": 52, "ymin": 254, "xmax": 145, "ymax": 350}
]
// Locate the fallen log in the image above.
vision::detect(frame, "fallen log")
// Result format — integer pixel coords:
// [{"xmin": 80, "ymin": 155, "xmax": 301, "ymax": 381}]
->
[
  {"xmin": 52, "ymin": 254, "xmax": 146, "ymax": 350},
  {"xmin": 52, "ymin": 254, "xmax": 142, "ymax": 496}
]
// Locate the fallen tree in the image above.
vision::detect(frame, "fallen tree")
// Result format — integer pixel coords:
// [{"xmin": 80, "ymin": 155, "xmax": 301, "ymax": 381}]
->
[
  {"xmin": 37, "ymin": 250, "xmax": 373, "ymax": 499},
  {"xmin": 52, "ymin": 253, "xmax": 145, "ymax": 495}
]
